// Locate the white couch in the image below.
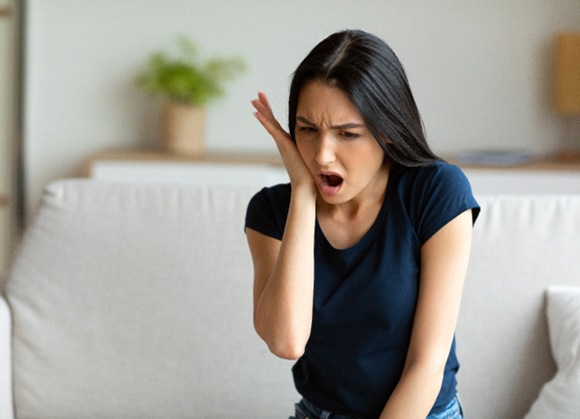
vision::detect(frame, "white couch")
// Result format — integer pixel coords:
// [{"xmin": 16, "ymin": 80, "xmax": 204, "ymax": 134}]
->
[{"xmin": 1, "ymin": 174, "xmax": 579, "ymax": 418}]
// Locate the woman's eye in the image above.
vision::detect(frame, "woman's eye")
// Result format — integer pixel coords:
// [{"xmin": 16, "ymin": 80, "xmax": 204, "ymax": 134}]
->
[
  {"xmin": 341, "ymin": 131, "xmax": 360, "ymax": 139},
  {"xmin": 298, "ymin": 126, "xmax": 316, "ymax": 133}
]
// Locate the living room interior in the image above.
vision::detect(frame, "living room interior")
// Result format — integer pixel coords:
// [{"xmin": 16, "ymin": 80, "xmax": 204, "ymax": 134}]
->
[
  {"xmin": 12, "ymin": 1, "xmax": 580, "ymax": 216},
  {"xmin": 0, "ymin": 1, "xmax": 579, "ymax": 224},
  {"xmin": 1, "ymin": 1, "xmax": 580, "ymax": 418}
]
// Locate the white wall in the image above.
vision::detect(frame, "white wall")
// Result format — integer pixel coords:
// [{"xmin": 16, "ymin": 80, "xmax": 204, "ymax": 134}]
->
[{"xmin": 23, "ymin": 0, "xmax": 580, "ymax": 215}]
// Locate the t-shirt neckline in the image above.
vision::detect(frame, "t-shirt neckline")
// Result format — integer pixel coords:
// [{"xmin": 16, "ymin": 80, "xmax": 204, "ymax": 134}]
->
[{"xmin": 315, "ymin": 165, "xmax": 397, "ymax": 253}]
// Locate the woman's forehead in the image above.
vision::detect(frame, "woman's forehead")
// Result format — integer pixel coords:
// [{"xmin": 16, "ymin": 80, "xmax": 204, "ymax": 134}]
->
[{"xmin": 296, "ymin": 80, "xmax": 364, "ymax": 126}]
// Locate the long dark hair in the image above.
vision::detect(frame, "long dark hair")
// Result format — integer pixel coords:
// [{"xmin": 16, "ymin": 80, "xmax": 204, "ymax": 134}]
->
[{"xmin": 288, "ymin": 29, "xmax": 440, "ymax": 167}]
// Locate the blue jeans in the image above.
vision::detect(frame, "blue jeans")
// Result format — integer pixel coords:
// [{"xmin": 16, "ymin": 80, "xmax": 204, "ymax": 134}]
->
[
  {"xmin": 427, "ymin": 396, "xmax": 464, "ymax": 419},
  {"xmin": 289, "ymin": 398, "xmax": 361, "ymax": 419},
  {"xmin": 289, "ymin": 395, "xmax": 464, "ymax": 419}
]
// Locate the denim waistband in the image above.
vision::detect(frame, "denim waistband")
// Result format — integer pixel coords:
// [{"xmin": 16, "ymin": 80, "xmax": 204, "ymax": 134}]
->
[
  {"xmin": 294, "ymin": 395, "xmax": 463, "ymax": 419},
  {"xmin": 295, "ymin": 398, "xmax": 362, "ymax": 419}
]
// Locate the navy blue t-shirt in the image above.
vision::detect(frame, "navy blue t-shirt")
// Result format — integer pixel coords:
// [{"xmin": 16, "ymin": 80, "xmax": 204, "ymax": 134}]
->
[{"xmin": 245, "ymin": 162, "xmax": 480, "ymax": 418}]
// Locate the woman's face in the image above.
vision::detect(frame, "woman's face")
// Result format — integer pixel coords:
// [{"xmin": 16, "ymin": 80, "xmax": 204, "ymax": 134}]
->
[{"xmin": 295, "ymin": 79, "xmax": 388, "ymax": 206}]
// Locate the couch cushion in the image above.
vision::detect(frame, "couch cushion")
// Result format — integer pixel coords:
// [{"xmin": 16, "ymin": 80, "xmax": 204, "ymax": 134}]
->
[
  {"xmin": 456, "ymin": 195, "xmax": 580, "ymax": 419},
  {"xmin": 524, "ymin": 286, "xmax": 580, "ymax": 419},
  {"xmin": 6, "ymin": 179, "xmax": 297, "ymax": 418}
]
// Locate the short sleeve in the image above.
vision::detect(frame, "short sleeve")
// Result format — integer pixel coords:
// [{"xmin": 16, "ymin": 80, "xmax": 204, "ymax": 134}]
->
[
  {"xmin": 244, "ymin": 184, "xmax": 291, "ymax": 241},
  {"xmin": 414, "ymin": 163, "xmax": 480, "ymax": 244}
]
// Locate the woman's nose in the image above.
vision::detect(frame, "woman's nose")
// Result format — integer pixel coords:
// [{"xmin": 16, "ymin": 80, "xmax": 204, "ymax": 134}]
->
[{"xmin": 315, "ymin": 135, "xmax": 336, "ymax": 166}]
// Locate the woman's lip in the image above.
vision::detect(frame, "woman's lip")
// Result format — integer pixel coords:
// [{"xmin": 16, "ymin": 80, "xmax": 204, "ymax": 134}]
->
[
  {"xmin": 316, "ymin": 170, "xmax": 343, "ymax": 179},
  {"xmin": 315, "ymin": 172, "xmax": 343, "ymax": 197}
]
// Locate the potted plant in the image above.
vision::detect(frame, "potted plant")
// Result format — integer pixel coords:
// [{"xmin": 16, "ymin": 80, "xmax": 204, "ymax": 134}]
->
[{"xmin": 136, "ymin": 36, "xmax": 245, "ymax": 156}]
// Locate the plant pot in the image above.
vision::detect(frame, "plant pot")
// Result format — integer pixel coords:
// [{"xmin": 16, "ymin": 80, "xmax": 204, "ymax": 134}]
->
[{"xmin": 160, "ymin": 101, "xmax": 205, "ymax": 156}]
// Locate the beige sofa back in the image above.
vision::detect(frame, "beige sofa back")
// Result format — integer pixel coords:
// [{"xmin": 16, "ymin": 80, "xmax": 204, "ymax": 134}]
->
[
  {"xmin": 3, "ymin": 179, "xmax": 580, "ymax": 418},
  {"xmin": 5, "ymin": 180, "xmax": 298, "ymax": 418},
  {"xmin": 457, "ymin": 194, "xmax": 580, "ymax": 418}
]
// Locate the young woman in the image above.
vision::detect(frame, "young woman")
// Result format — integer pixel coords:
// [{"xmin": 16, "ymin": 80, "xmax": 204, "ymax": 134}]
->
[{"xmin": 246, "ymin": 29, "xmax": 480, "ymax": 419}]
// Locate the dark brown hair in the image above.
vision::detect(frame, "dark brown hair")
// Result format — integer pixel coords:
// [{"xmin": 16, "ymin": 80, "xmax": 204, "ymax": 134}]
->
[{"xmin": 288, "ymin": 29, "xmax": 441, "ymax": 166}]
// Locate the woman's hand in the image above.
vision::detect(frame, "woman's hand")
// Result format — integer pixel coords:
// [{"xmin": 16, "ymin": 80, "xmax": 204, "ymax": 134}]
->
[
  {"xmin": 249, "ymin": 92, "xmax": 318, "ymax": 359},
  {"xmin": 251, "ymin": 92, "xmax": 315, "ymax": 192}
]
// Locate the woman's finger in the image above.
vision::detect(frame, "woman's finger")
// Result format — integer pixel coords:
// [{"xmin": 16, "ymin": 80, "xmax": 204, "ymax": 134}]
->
[
  {"xmin": 253, "ymin": 111, "xmax": 292, "ymax": 145},
  {"xmin": 251, "ymin": 94, "xmax": 288, "ymax": 139},
  {"xmin": 252, "ymin": 98, "xmax": 279, "ymax": 130},
  {"xmin": 257, "ymin": 91, "xmax": 274, "ymax": 116}
]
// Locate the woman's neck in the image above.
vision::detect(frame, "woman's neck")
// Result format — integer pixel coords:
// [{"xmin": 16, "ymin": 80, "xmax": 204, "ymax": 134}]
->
[{"xmin": 317, "ymin": 164, "xmax": 390, "ymax": 220}]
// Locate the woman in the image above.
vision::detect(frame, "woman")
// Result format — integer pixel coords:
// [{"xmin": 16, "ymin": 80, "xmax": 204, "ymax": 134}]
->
[{"xmin": 246, "ymin": 29, "xmax": 479, "ymax": 419}]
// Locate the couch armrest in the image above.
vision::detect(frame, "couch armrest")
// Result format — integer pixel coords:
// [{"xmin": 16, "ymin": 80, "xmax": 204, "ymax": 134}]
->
[{"xmin": 0, "ymin": 295, "xmax": 14, "ymax": 419}]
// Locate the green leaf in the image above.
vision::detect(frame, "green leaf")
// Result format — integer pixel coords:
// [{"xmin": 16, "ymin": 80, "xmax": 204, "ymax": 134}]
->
[{"xmin": 135, "ymin": 36, "xmax": 246, "ymax": 106}]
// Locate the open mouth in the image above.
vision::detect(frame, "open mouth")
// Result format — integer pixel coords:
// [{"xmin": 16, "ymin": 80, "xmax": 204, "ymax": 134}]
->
[
  {"xmin": 321, "ymin": 174, "xmax": 344, "ymax": 187},
  {"xmin": 316, "ymin": 172, "xmax": 344, "ymax": 197}
]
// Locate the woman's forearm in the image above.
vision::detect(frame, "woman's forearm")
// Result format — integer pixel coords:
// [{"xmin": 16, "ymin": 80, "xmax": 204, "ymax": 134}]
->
[
  {"xmin": 254, "ymin": 186, "xmax": 316, "ymax": 360},
  {"xmin": 379, "ymin": 361, "xmax": 444, "ymax": 419}
]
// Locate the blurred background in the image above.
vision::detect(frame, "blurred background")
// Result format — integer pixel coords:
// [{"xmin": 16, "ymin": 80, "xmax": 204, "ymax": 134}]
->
[{"xmin": 1, "ymin": 0, "xmax": 580, "ymax": 274}]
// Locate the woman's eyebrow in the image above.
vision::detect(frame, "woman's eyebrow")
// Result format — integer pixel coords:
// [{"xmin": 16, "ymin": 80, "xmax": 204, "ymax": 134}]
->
[
  {"xmin": 296, "ymin": 116, "xmax": 364, "ymax": 130},
  {"xmin": 332, "ymin": 122, "xmax": 364, "ymax": 130},
  {"xmin": 296, "ymin": 116, "xmax": 316, "ymax": 126}
]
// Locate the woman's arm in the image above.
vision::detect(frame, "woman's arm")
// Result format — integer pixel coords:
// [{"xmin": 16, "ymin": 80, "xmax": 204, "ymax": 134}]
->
[
  {"xmin": 247, "ymin": 189, "xmax": 315, "ymax": 360},
  {"xmin": 247, "ymin": 92, "xmax": 318, "ymax": 360},
  {"xmin": 379, "ymin": 209, "xmax": 474, "ymax": 418}
]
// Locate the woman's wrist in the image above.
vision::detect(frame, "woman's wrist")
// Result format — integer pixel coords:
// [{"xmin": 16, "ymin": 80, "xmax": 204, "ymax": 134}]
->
[{"xmin": 290, "ymin": 178, "xmax": 318, "ymax": 203}]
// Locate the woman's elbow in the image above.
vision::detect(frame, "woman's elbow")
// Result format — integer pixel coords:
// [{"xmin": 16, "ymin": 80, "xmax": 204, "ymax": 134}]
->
[
  {"xmin": 267, "ymin": 341, "xmax": 305, "ymax": 360},
  {"xmin": 254, "ymin": 322, "xmax": 307, "ymax": 360},
  {"xmin": 261, "ymin": 330, "xmax": 307, "ymax": 360},
  {"xmin": 404, "ymin": 353, "xmax": 447, "ymax": 382}
]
